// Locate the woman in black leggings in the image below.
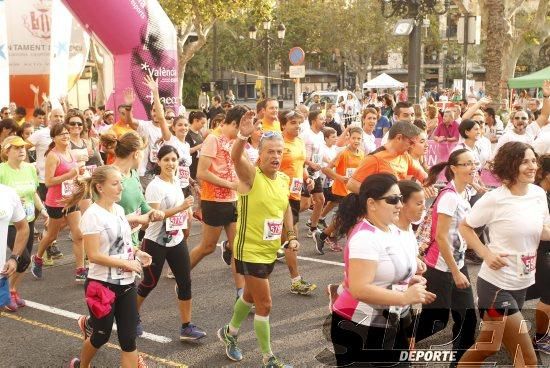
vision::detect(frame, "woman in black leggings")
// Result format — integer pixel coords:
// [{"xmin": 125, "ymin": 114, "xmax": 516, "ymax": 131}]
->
[
  {"xmin": 137, "ymin": 145, "xmax": 206, "ymax": 341},
  {"xmin": 66, "ymin": 165, "xmax": 152, "ymax": 368}
]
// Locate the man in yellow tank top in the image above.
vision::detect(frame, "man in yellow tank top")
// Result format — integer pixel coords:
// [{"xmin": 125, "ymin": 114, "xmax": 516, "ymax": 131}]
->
[{"xmin": 217, "ymin": 110, "xmax": 296, "ymax": 368}]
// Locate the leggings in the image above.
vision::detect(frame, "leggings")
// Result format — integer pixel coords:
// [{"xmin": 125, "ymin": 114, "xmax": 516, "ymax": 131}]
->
[
  {"xmin": 137, "ymin": 238, "xmax": 191, "ymax": 300},
  {"xmin": 85, "ymin": 280, "xmax": 137, "ymax": 352},
  {"xmin": 413, "ymin": 265, "xmax": 477, "ymax": 362},
  {"xmin": 7, "ymin": 220, "xmax": 35, "ymax": 273}
]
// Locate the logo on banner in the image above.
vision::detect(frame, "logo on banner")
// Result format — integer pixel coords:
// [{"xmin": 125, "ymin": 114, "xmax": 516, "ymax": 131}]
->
[{"xmin": 23, "ymin": 0, "xmax": 51, "ymax": 39}]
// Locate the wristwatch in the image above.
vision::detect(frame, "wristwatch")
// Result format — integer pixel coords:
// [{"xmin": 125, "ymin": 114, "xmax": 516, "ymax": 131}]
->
[{"xmin": 8, "ymin": 254, "xmax": 20, "ymax": 266}]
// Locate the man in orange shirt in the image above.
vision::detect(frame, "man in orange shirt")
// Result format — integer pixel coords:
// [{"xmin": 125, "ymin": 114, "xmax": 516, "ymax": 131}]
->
[
  {"xmin": 257, "ymin": 98, "xmax": 281, "ymax": 132},
  {"xmin": 314, "ymin": 121, "xmax": 430, "ymax": 254}
]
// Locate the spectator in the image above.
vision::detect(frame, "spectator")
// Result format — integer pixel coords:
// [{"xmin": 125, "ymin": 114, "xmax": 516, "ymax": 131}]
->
[{"xmin": 433, "ymin": 110, "xmax": 459, "ymax": 143}]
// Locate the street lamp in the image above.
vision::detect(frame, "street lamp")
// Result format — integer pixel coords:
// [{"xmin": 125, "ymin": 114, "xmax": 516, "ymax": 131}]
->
[
  {"xmin": 380, "ymin": 0, "xmax": 451, "ymax": 104},
  {"xmin": 249, "ymin": 20, "xmax": 286, "ymax": 98}
]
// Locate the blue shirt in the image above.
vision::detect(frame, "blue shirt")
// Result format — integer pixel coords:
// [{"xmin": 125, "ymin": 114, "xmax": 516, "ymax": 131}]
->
[{"xmin": 374, "ymin": 116, "xmax": 391, "ymax": 138}]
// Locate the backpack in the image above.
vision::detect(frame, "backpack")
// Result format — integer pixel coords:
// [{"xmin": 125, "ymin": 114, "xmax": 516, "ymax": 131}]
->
[{"xmin": 415, "ymin": 186, "xmax": 455, "ymax": 257}]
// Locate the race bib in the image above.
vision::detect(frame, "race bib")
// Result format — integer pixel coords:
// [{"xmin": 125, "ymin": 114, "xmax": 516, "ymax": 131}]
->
[
  {"xmin": 166, "ymin": 211, "xmax": 188, "ymax": 232},
  {"xmin": 61, "ymin": 180, "xmax": 78, "ymax": 197},
  {"xmin": 83, "ymin": 165, "xmax": 97, "ymax": 178},
  {"xmin": 149, "ymin": 143, "xmax": 161, "ymax": 163},
  {"xmin": 517, "ymin": 252, "xmax": 536, "ymax": 278},
  {"xmin": 177, "ymin": 166, "xmax": 190, "ymax": 186},
  {"xmin": 110, "ymin": 253, "xmax": 134, "ymax": 280},
  {"xmin": 312, "ymin": 153, "xmax": 322, "ymax": 165},
  {"xmin": 290, "ymin": 178, "xmax": 303, "ymax": 195},
  {"xmin": 263, "ymin": 219, "xmax": 283, "ymax": 241},
  {"xmin": 22, "ymin": 200, "xmax": 34, "ymax": 220},
  {"xmin": 389, "ymin": 283, "xmax": 408, "ymax": 315},
  {"xmin": 345, "ymin": 168, "xmax": 355, "ymax": 178}
]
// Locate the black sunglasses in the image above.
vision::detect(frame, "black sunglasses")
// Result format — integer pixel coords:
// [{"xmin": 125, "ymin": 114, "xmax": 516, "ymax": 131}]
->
[
  {"xmin": 378, "ymin": 195, "xmax": 403, "ymax": 205},
  {"xmin": 68, "ymin": 121, "xmax": 83, "ymax": 126}
]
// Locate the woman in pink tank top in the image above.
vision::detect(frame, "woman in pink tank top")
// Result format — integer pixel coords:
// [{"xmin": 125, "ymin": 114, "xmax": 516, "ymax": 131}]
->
[{"xmin": 31, "ymin": 123, "xmax": 87, "ymax": 283}]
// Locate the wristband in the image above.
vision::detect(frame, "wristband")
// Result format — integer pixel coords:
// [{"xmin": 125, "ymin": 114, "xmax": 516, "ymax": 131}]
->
[
  {"xmin": 287, "ymin": 230, "xmax": 296, "ymax": 238},
  {"xmin": 237, "ymin": 131, "xmax": 250, "ymax": 141}
]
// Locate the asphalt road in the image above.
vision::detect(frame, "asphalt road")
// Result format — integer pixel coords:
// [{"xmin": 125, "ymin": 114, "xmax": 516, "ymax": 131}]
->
[{"xmin": 1, "ymin": 216, "xmax": 549, "ymax": 368}]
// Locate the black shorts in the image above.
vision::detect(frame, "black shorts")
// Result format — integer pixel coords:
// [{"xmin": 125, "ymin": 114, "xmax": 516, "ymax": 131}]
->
[
  {"xmin": 526, "ymin": 243, "xmax": 550, "ymax": 304},
  {"xmin": 302, "ymin": 177, "xmax": 323, "ymax": 197},
  {"xmin": 45, "ymin": 205, "xmax": 79, "ymax": 219},
  {"xmin": 477, "ymin": 277, "xmax": 526, "ymax": 318},
  {"xmin": 289, "ymin": 199, "xmax": 300, "ymax": 225},
  {"xmin": 235, "ymin": 259, "xmax": 275, "ymax": 279},
  {"xmin": 201, "ymin": 200, "xmax": 237, "ymax": 227}
]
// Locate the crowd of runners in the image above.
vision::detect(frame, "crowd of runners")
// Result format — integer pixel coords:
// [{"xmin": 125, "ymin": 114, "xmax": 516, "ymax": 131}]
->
[{"xmin": 1, "ymin": 78, "xmax": 550, "ymax": 368}]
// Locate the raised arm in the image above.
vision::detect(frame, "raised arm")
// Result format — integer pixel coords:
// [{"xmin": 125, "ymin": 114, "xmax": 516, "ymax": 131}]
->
[
  {"xmin": 143, "ymin": 75, "xmax": 171, "ymax": 142},
  {"xmin": 231, "ymin": 110, "xmax": 258, "ymax": 190},
  {"xmin": 462, "ymin": 96, "xmax": 492, "ymax": 120},
  {"xmin": 535, "ymin": 80, "xmax": 550, "ymax": 129}
]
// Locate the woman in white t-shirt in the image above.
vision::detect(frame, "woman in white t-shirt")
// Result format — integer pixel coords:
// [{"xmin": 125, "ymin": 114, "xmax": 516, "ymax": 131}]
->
[
  {"xmin": 64, "ymin": 165, "xmax": 152, "ymax": 368},
  {"xmin": 244, "ymin": 121, "xmax": 262, "ymax": 165},
  {"xmin": 330, "ymin": 173, "xmax": 435, "ymax": 366},
  {"xmin": 414, "ymin": 148, "xmax": 478, "ymax": 362},
  {"xmin": 136, "ymin": 145, "xmax": 206, "ymax": 341},
  {"xmin": 458, "ymin": 142, "xmax": 550, "ymax": 367}
]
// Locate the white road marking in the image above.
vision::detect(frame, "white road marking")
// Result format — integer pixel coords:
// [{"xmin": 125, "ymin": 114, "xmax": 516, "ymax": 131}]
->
[
  {"xmin": 25, "ymin": 300, "xmax": 172, "ymax": 344},
  {"xmin": 297, "ymin": 256, "xmax": 344, "ymax": 267}
]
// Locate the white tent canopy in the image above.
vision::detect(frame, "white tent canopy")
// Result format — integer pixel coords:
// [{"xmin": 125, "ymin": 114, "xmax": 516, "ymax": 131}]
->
[{"xmin": 362, "ymin": 73, "xmax": 404, "ymax": 89}]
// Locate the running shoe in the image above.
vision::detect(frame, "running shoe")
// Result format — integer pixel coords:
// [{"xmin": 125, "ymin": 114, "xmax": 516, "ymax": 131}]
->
[
  {"xmin": 534, "ymin": 335, "xmax": 550, "ymax": 355},
  {"xmin": 313, "ymin": 230, "xmax": 325, "ymax": 255},
  {"xmin": 306, "ymin": 228, "xmax": 316, "ymax": 238},
  {"xmin": 305, "ymin": 219, "xmax": 311, "ymax": 228},
  {"xmin": 75, "ymin": 268, "xmax": 87, "ymax": 283},
  {"xmin": 137, "ymin": 354, "xmax": 148, "ymax": 368},
  {"xmin": 30, "ymin": 254, "xmax": 43, "ymax": 279},
  {"xmin": 10, "ymin": 291, "xmax": 25, "ymax": 308},
  {"xmin": 262, "ymin": 356, "xmax": 292, "ymax": 368},
  {"xmin": 46, "ymin": 242, "xmax": 63, "ymax": 259},
  {"xmin": 180, "ymin": 323, "xmax": 207, "ymax": 341},
  {"xmin": 318, "ymin": 218, "xmax": 328, "ymax": 229},
  {"xmin": 4, "ymin": 294, "xmax": 17, "ymax": 312},
  {"xmin": 69, "ymin": 357, "xmax": 81, "ymax": 368},
  {"xmin": 43, "ymin": 254, "xmax": 54, "ymax": 267},
  {"xmin": 290, "ymin": 279, "xmax": 317, "ymax": 295},
  {"xmin": 328, "ymin": 238, "xmax": 343, "ymax": 252},
  {"xmin": 326, "ymin": 284, "xmax": 339, "ymax": 313},
  {"xmin": 220, "ymin": 240, "xmax": 232, "ymax": 266},
  {"xmin": 77, "ymin": 315, "xmax": 92, "ymax": 340},
  {"xmin": 217, "ymin": 325, "xmax": 243, "ymax": 361}
]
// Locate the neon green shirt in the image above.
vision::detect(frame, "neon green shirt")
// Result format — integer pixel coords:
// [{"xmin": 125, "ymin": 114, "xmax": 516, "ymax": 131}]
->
[{"xmin": 0, "ymin": 162, "xmax": 39, "ymax": 222}]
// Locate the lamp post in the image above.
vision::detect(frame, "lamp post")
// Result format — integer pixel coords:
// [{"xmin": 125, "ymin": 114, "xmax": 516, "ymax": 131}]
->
[
  {"xmin": 380, "ymin": 0, "xmax": 451, "ymax": 104},
  {"xmin": 249, "ymin": 20, "xmax": 286, "ymax": 98}
]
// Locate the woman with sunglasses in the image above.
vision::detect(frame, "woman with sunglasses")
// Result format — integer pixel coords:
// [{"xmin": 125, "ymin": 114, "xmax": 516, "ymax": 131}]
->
[
  {"xmin": 31, "ymin": 123, "xmax": 86, "ymax": 282},
  {"xmin": 330, "ymin": 173, "xmax": 435, "ymax": 367},
  {"xmin": 492, "ymin": 110, "xmax": 533, "ymax": 158},
  {"xmin": 413, "ymin": 149, "xmax": 478, "ymax": 364},
  {"xmin": 458, "ymin": 142, "xmax": 550, "ymax": 367},
  {"xmin": 67, "ymin": 112, "xmax": 94, "ymax": 213},
  {"xmin": 137, "ymin": 145, "xmax": 206, "ymax": 341}
]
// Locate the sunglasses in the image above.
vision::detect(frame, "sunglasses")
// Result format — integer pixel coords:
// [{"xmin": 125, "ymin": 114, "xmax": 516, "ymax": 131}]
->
[
  {"xmin": 56, "ymin": 132, "xmax": 70, "ymax": 137},
  {"xmin": 378, "ymin": 194, "xmax": 403, "ymax": 205},
  {"xmin": 165, "ymin": 116, "xmax": 175, "ymax": 120},
  {"xmin": 261, "ymin": 131, "xmax": 282, "ymax": 140},
  {"xmin": 514, "ymin": 116, "xmax": 528, "ymax": 120},
  {"xmin": 68, "ymin": 121, "xmax": 83, "ymax": 126}
]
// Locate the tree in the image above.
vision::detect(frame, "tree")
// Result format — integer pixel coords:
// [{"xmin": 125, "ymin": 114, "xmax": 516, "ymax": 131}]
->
[
  {"xmin": 479, "ymin": 0, "xmax": 550, "ymax": 99},
  {"xmin": 159, "ymin": 0, "xmax": 274, "ymax": 95}
]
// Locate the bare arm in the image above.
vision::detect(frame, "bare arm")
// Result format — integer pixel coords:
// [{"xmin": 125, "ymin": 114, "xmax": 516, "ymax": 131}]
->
[
  {"xmin": 148, "ymin": 199, "xmax": 192, "ymax": 219},
  {"xmin": 84, "ymin": 233, "xmax": 141, "ymax": 273},
  {"xmin": 1, "ymin": 218, "xmax": 29, "ymax": 276},
  {"xmin": 197, "ymin": 155, "xmax": 236, "ymax": 190},
  {"xmin": 535, "ymin": 80, "xmax": 550, "ymax": 129},
  {"xmin": 231, "ymin": 111, "xmax": 258, "ymax": 190},
  {"xmin": 346, "ymin": 177, "xmax": 361, "ymax": 194},
  {"xmin": 144, "ymin": 75, "xmax": 171, "ymax": 141}
]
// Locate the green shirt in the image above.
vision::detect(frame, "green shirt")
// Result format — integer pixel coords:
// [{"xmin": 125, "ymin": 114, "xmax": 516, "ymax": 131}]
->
[
  {"xmin": 234, "ymin": 168, "xmax": 290, "ymax": 263},
  {"xmin": 0, "ymin": 162, "xmax": 39, "ymax": 222},
  {"xmin": 117, "ymin": 169, "xmax": 151, "ymax": 246}
]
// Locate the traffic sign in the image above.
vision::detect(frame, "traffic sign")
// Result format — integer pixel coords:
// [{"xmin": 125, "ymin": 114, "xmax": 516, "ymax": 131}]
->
[
  {"xmin": 289, "ymin": 65, "xmax": 305, "ymax": 79},
  {"xmin": 289, "ymin": 47, "xmax": 305, "ymax": 66}
]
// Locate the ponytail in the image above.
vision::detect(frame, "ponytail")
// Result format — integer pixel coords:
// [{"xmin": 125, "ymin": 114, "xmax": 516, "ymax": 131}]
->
[
  {"xmin": 425, "ymin": 148, "xmax": 469, "ymax": 186},
  {"xmin": 62, "ymin": 177, "xmax": 92, "ymax": 210},
  {"xmin": 44, "ymin": 141, "xmax": 56, "ymax": 157},
  {"xmin": 334, "ymin": 193, "xmax": 366, "ymax": 237}
]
